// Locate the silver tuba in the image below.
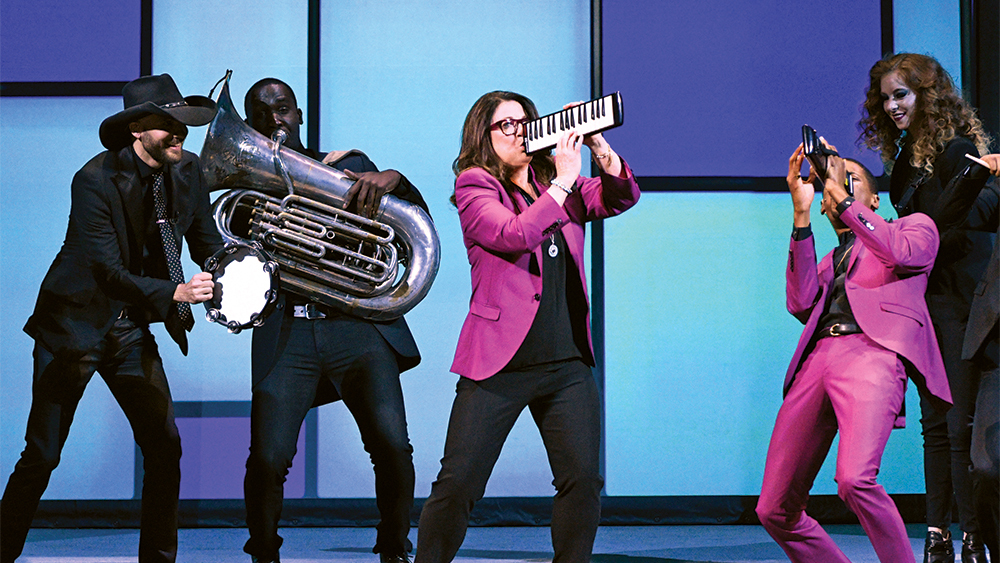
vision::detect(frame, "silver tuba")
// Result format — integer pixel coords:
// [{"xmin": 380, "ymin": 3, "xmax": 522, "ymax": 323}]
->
[{"xmin": 200, "ymin": 76, "xmax": 440, "ymax": 321}]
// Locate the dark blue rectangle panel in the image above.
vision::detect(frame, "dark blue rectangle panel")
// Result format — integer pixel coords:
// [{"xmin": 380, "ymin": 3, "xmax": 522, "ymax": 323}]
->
[
  {"xmin": 1, "ymin": 0, "xmax": 141, "ymax": 82},
  {"xmin": 602, "ymin": 0, "xmax": 884, "ymax": 177}
]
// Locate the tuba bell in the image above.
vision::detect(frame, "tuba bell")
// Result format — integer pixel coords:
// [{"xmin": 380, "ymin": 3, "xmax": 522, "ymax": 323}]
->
[{"xmin": 200, "ymin": 75, "xmax": 440, "ymax": 322}]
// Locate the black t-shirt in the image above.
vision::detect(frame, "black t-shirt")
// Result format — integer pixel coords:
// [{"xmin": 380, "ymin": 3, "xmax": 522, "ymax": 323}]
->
[
  {"xmin": 503, "ymin": 188, "xmax": 587, "ymax": 371},
  {"xmin": 132, "ymin": 148, "xmax": 171, "ymax": 282},
  {"xmin": 815, "ymin": 230, "xmax": 858, "ymax": 336}
]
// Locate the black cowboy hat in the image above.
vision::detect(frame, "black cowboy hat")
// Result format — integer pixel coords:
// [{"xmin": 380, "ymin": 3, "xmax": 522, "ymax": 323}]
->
[{"xmin": 99, "ymin": 74, "xmax": 217, "ymax": 150}]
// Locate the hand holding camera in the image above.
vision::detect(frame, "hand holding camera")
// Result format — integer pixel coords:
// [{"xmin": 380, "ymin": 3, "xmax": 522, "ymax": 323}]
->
[{"xmin": 802, "ymin": 125, "xmax": 853, "ymax": 197}]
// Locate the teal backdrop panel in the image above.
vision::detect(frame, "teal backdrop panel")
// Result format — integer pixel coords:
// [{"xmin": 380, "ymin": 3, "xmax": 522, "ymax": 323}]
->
[
  {"xmin": 603, "ymin": 191, "xmax": 925, "ymax": 495},
  {"xmin": 894, "ymin": 0, "xmax": 963, "ymax": 86}
]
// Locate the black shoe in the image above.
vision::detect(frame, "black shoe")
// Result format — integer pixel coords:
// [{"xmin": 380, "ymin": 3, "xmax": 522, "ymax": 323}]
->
[
  {"xmin": 925, "ymin": 530, "xmax": 955, "ymax": 563},
  {"xmin": 380, "ymin": 554, "xmax": 412, "ymax": 563},
  {"xmin": 962, "ymin": 533, "xmax": 987, "ymax": 563}
]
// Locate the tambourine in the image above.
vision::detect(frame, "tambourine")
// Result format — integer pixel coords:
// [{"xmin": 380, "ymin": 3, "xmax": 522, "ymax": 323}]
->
[{"xmin": 203, "ymin": 242, "xmax": 279, "ymax": 333}]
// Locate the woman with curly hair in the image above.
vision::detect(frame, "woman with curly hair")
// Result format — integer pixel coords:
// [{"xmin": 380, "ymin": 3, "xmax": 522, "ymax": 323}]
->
[
  {"xmin": 860, "ymin": 52, "xmax": 992, "ymax": 563},
  {"xmin": 415, "ymin": 90, "xmax": 639, "ymax": 563}
]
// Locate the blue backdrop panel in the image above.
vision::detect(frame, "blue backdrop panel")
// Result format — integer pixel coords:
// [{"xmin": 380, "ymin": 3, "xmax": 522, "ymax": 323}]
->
[
  {"xmin": 177, "ymin": 418, "xmax": 305, "ymax": 500},
  {"xmin": 603, "ymin": 191, "xmax": 924, "ymax": 495},
  {"xmin": 0, "ymin": 0, "xmax": 141, "ymax": 82},
  {"xmin": 0, "ymin": 97, "xmax": 137, "ymax": 499},
  {"xmin": 315, "ymin": 0, "xmax": 593, "ymax": 499},
  {"xmin": 601, "ymin": 0, "xmax": 884, "ymax": 178}
]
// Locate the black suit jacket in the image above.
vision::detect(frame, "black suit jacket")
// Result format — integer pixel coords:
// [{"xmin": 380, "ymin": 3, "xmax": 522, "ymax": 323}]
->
[
  {"xmin": 923, "ymin": 153, "xmax": 1000, "ymax": 361},
  {"xmin": 250, "ymin": 150, "xmax": 428, "ymax": 407},
  {"xmin": 965, "ymin": 236, "xmax": 999, "ymax": 361},
  {"xmin": 891, "ymin": 136, "xmax": 994, "ymax": 320},
  {"xmin": 24, "ymin": 145, "xmax": 223, "ymax": 357}
]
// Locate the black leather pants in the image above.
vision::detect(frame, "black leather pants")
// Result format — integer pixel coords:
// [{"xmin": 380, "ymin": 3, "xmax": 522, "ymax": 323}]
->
[{"xmin": 1, "ymin": 319, "xmax": 180, "ymax": 563}]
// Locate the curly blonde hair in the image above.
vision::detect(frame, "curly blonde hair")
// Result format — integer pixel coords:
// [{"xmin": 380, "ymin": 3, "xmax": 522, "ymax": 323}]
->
[{"xmin": 859, "ymin": 53, "xmax": 990, "ymax": 175}]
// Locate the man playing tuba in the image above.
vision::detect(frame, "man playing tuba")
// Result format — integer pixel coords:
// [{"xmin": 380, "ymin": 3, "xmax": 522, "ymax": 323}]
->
[{"xmin": 239, "ymin": 78, "xmax": 429, "ymax": 563}]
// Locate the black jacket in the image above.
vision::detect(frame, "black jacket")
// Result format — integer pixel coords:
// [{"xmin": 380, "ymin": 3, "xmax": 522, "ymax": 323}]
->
[
  {"xmin": 24, "ymin": 145, "xmax": 223, "ymax": 357},
  {"xmin": 927, "ymin": 155, "xmax": 1000, "ymax": 361},
  {"xmin": 249, "ymin": 150, "xmax": 428, "ymax": 407},
  {"xmin": 891, "ymin": 136, "xmax": 995, "ymax": 316}
]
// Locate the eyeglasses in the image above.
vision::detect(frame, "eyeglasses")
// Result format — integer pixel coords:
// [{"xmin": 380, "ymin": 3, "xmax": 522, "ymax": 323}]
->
[{"xmin": 490, "ymin": 117, "xmax": 529, "ymax": 136}]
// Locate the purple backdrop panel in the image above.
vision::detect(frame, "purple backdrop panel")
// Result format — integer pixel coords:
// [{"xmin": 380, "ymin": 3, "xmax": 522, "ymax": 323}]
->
[
  {"xmin": 603, "ymin": 0, "xmax": 883, "ymax": 177},
  {"xmin": 1, "ymin": 0, "xmax": 141, "ymax": 83},
  {"xmin": 178, "ymin": 417, "xmax": 305, "ymax": 500}
]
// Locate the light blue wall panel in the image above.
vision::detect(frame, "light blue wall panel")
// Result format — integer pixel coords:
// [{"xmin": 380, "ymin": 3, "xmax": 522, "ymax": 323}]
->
[
  {"xmin": 0, "ymin": 98, "xmax": 137, "ymax": 499},
  {"xmin": 315, "ymin": 0, "xmax": 592, "ymax": 498},
  {"xmin": 152, "ymin": 0, "xmax": 310, "ymax": 176},
  {"xmin": 603, "ymin": 191, "xmax": 924, "ymax": 495},
  {"xmin": 150, "ymin": 0, "xmax": 311, "ymax": 401},
  {"xmin": 894, "ymin": 0, "xmax": 963, "ymax": 86}
]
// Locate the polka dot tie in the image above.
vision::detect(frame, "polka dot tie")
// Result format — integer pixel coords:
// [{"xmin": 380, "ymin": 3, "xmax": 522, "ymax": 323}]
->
[{"xmin": 151, "ymin": 171, "xmax": 194, "ymax": 330}]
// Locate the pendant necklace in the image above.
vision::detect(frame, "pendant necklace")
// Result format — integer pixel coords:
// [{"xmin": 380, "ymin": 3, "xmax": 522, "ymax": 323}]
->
[
  {"xmin": 836, "ymin": 244, "xmax": 854, "ymax": 272},
  {"xmin": 548, "ymin": 234, "xmax": 558, "ymax": 257}
]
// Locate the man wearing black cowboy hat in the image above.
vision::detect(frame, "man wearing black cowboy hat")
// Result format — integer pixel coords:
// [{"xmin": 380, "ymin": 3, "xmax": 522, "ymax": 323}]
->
[{"xmin": 0, "ymin": 74, "xmax": 223, "ymax": 563}]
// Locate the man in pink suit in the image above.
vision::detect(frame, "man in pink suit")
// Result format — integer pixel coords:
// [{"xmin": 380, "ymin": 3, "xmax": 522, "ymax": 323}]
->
[{"xmin": 756, "ymin": 144, "xmax": 952, "ymax": 562}]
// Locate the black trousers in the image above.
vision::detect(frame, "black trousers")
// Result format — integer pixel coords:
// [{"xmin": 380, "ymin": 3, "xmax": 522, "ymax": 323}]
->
[
  {"xmin": 920, "ymin": 314, "xmax": 980, "ymax": 535},
  {"xmin": 0, "ymin": 319, "xmax": 181, "ymax": 563},
  {"xmin": 971, "ymin": 366, "xmax": 998, "ymax": 557},
  {"xmin": 415, "ymin": 359, "xmax": 604, "ymax": 563},
  {"xmin": 243, "ymin": 316, "xmax": 414, "ymax": 560}
]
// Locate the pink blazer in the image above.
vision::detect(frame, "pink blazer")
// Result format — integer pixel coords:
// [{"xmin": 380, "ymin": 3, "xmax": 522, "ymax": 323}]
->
[
  {"xmin": 451, "ymin": 164, "xmax": 640, "ymax": 380},
  {"xmin": 785, "ymin": 202, "xmax": 952, "ymax": 422}
]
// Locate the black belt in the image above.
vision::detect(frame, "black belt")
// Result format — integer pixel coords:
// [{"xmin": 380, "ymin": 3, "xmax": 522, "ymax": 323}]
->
[
  {"xmin": 118, "ymin": 306, "xmax": 140, "ymax": 321},
  {"xmin": 116, "ymin": 306, "xmax": 149, "ymax": 325},
  {"xmin": 291, "ymin": 303, "xmax": 332, "ymax": 319},
  {"xmin": 818, "ymin": 322, "xmax": 863, "ymax": 338}
]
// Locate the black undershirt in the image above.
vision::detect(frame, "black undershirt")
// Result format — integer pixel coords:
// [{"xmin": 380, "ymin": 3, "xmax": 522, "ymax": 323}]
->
[
  {"xmin": 125, "ymin": 148, "xmax": 176, "ymax": 323},
  {"xmin": 132, "ymin": 148, "xmax": 172, "ymax": 283},
  {"xmin": 815, "ymin": 230, "xmax": 858, "ymax": 336},
  {"xmin": 504, "ymin": 187, "xmax": 586, "ymax": 371}
]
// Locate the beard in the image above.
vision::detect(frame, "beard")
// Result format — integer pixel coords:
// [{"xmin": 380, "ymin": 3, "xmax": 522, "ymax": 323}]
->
[{"xmin": 139, "ymin": 131, "xmax": 184, "ymax": 165}]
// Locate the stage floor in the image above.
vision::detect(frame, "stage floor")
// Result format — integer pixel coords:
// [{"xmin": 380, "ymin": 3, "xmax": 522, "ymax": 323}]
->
[{"xmin": 16, "ymin": 524, "xmax": 952, "ymax": 562}]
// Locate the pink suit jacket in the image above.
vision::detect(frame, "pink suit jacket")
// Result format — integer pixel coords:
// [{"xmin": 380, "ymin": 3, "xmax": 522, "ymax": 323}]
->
[
  {"xmin": 785, "ymin": 202, "xmax": 952, "ymax": 421},
  {"xmin": 451, "ymin": 164, "xmax": 640, "ymax": 381}
]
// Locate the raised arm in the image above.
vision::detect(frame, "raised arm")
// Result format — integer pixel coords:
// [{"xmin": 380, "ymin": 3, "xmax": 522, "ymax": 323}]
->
[{"xmin": 784, "ymin": 144, "xmax": 822, "ymax": 323}]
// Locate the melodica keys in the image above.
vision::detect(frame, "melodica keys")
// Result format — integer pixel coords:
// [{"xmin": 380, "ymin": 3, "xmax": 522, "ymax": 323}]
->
[{"xmin": 524, "ymin": 92, "xmax": 624, "ymax": 154}]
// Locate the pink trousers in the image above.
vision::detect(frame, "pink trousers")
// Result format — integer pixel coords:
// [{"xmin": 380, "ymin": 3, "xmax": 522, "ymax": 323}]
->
[{"xmin": 756, "ymin": 333, "xmax": 914, "ymax": 563}]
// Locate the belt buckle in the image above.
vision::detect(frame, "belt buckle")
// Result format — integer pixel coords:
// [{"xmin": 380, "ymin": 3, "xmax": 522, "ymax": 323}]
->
[
  {"xmin": 303, "ymin": 303, "xmax": 326, "ymax": 320},
  {"xmin": 829, "ymin": 324, "xmax": 842, "ymax": 337}
]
